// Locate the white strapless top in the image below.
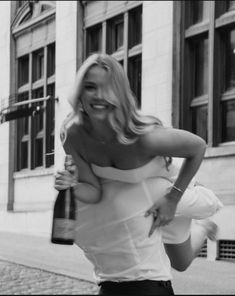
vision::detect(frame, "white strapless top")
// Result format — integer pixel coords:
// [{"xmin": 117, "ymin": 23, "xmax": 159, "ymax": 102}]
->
[
  {"xmin": 75, "ymin": 157, "xmax": 174, "ymax": 283},
  {"xmin": 74, "ymin": 157, "xmax": 223, "ymax": 283}
]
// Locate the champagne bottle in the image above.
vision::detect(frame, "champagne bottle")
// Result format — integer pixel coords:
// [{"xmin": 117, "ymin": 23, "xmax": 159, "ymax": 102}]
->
[{"xmin": 51, "ymin": 154, "xmax": 76, "ymax": 245}]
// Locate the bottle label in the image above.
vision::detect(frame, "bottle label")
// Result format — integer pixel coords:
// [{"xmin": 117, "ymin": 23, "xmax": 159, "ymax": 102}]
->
[{"xmin": 53, "ymin": 218, "xmax": 75, "ymax": 240}]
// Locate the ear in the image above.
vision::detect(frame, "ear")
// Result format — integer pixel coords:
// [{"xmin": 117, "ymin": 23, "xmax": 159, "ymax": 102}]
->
[{"xmin": 78, "ymin": 101, "xmax": 84, "ymax": 112}]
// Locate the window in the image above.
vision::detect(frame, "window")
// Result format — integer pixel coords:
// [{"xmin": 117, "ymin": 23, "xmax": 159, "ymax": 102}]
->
[
  {"xmin": 85, "ymin": 4, "xmax": 142, "ymax": 107},
  {"xmin": 47, "ymin": 43, "xmax": 55, "ymax": 77},
  {"xmin": 128, "ymin": 54, "xmax": 142, "ymax": 107},
  {"xmin": 32, "ymin": 48, "xmax": 44, "ymax": 82},
  {"xmin": 187, "ymin": 0, "xmax": 210, "ymax": 26},
  {"xmin": 128, "ymin": 5, "xmax": 142, "ymax": 48},
  {"xmin": 86, "ymin": 24, "xmax": 102, "ymax": 57},
  {"xmin": 18, "ymin": 55, "xmax": 29, "ymax": 87},
  {"xmin": 179, "ymin": 1, "xmax": 235, "ymax": 145},
  {"xmin": 226, "ymin": 1, "xmax": 235, "ymax": 11},
  {"xmin": 107, "ymin": 14, "xmax": 124, "ymax": 54},
  {"xmin": 16, "ymin": 43, "xmax": 55, "ymax": 171},
  {"xmin": 46, "ymin": 83, "xmax": 55, "ymax": 167},
  {"xmin": 17, "ymin": 92, "xmax": 29, "ymax": 170}
]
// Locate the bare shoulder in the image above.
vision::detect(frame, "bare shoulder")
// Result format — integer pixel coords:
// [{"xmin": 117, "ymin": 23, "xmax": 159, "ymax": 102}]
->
[
  {"xmin": 139, "ymin": 124, "xmax": 168, "ymax": 149},
  {"xmin": 139, "ymin": 124, "xmax": 205, "ymax": 158},
  {"xmin": 60, "ymin": 113, "xmax": 86, "ymax": 156}
]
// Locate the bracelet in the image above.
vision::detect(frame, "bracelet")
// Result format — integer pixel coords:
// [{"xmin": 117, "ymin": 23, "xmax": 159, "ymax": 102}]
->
[{"xmin": 172, "ymin": 185, "xmax": 184, "ymax": 195}]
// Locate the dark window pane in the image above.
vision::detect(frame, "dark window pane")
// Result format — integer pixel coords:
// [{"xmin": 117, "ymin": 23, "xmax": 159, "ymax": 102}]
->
[
  {"xmin": 31, "ymin": 87, "xmax": 44, "ymax": 168},
  {"xmin": 192, "ymin": 105, "xmax": 208, "ymax": 142},
  {"xmin": 226, "ymin": 1, "xmax": 235, "ymax": 11},
  {"xmin": 18, "ymin": 55, "xmax": 29, "ymax": 87},
  {"xmin": 32, "ymin": 88, "xmax": 44, "ymax": 131},
  {"xmin": 190, "ymin": 0, "xmax": 210, "ymax": 25},
  {"xmin": 119, "ymin": 60, "xmax": 124, "ymax": 67},
  {"xmin": 17, "ymin": 92, "xmax": 29, "ymax": 134},
  {"xmin": 16, "ymin": 92, "xmax": 29, "ymax": 171},
  {"xmin": 41, "ymin": 4, "xmax": 52, "ymax": 12},
  {"xmin": 46, "ymin": 84, "xmax": 55, "ymax": 167},
  {"xmin": 107, "ymin": 14, "xmax": 124, "ymax": 54},
  {"xmin": 128, "ymin": 54, "xmax": 142, "ymax": 108},
  {"xmin": 115, "ymin": 21, "xmax": 123, "ymax": 50},
  {"xmin": 86, "ymin": 24, "xmax": 102, "ymax": 57},
  {"xmin": 18, "ymin": 1, "xmax": 27, "ymax": 8},
  {"xmin": 47, "ymin": 43, "xmax": 55, "ymax": 77},
  {"xmin": 192, "ymin": 37, "xmax": 209, "ymax": 97},
  {"xmin": 35, "ymin": 138, "xmax": 43, "ymax": 167},
  {"xmin": 128, "ymin": 6, "xmax": 142, "ymax": 48},
  {"xmin": 225, "ymin": 29, "xmax": 235, "ymax": 91},
  {"xmin": 32, "ymin": 48, "xmax": 44, "ymax": 82},
  {"xmin": 221, "ymin": 100, "xmax": 235, "ymax": 142},
  {"xmin": 20, "ymin": 141, "xmax": 28, "ymax": 169}
]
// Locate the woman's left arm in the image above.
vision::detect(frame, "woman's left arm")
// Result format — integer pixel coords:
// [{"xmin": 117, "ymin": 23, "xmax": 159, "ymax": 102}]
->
[{"xmin": 143, "ymin": 126, "xmax": 206, "ymax": 235}]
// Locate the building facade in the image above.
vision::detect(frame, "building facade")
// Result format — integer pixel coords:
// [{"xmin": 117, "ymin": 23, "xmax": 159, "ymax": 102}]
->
[{"xmin": 0, "ymin": 1, "xmax": 234, "ymax": 261}]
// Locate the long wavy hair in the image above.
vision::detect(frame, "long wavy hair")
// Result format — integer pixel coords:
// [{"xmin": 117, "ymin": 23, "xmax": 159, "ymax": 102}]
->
[{"xmin": 68, "ymin": 53, "xmax": 165, "ymax": 143}]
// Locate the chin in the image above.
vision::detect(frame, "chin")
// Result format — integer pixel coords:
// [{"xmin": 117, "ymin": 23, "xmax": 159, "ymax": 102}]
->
[{"xmin": 91, "ymin": 113, "xmax": 109, "ymax": 122}]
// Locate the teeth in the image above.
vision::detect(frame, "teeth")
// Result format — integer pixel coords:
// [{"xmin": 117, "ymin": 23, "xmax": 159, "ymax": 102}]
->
[{"xmin": 91, "ymin": 104, "xmax": 107, "ymax": 109}]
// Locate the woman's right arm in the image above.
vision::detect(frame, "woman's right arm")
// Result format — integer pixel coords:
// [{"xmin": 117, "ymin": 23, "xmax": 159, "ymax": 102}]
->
[
  {"xmin": 55, "ymin": 122, "xmax": 102, "ymax": 204},
  {"xmin": 68, "ymin": 152, "xmax": 102, "ymax": 204}
]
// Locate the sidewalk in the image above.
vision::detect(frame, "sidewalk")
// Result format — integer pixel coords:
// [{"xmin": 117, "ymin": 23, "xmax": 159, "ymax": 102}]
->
[
  {"xmin": 0, "ymin": 231, "xmax": 235, "ymax": 294},
  {"xmin": 0, "ymin": 231, "xmax": 95, "ymax": 283}
]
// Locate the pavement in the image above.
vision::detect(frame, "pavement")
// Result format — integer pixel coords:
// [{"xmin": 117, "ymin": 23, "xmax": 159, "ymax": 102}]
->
[{"xmin": 0, "ymin": 231, "xmax": 235, "ymax": 295}]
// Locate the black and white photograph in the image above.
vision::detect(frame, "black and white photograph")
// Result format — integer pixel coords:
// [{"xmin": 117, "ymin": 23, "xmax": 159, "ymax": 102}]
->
[{"xmin": 0, "ymin": 1, "xmax": 235, "ymax": 295}]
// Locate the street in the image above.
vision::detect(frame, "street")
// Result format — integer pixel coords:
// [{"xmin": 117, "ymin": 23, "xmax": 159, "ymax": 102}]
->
[
  {"xmin": 0, "ymin": 232, "xmax": 235, "ymax": 295},
  {"xmin": 0, "ymin": 260, "xmax": 98, "ymax": 295},
  {"xmin": 1, "ymin": 258, "xmax": 235, "ymax": 295}
]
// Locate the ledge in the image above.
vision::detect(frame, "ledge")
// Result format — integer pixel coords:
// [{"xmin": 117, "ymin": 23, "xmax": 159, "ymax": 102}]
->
[
  {"xmin": 205, "ymin": 143, "xmax": 235, "ymax": 158},
  {"xmin": 13, "ymin": 167, "xmax": 54, "ymax": 180}
]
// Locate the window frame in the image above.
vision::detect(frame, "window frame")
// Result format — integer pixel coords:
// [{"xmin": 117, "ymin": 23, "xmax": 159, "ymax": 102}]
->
[
  {"xmin": 84, "ymin": 1, "xmax": 142, "ymax": 107},
  {"xmin": 174, "ymin": 1, "xmax": 235, "ymax": 154},
  {"xmin": 16, "ymin": 42, "xmax": 55, "ymax": 171}
]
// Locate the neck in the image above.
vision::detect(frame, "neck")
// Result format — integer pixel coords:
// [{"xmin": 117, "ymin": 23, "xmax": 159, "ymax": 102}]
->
[{"xmin": 89, "ymin": 120, "xmax": 117, "ymax": 143}]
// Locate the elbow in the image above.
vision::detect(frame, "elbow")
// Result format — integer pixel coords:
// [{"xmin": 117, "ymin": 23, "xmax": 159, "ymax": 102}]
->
[
  {"xmin": 171, "ymin": 259, "xmax": 191, "ymax": 272},
  {"xmin": 194, "ymin": 136, "xmax": 206, "ymax": 158},
  {"xmin": 172, "ymin": 264, "xmax": 189, "ymax": 272},
  {"xmin": 197, "ymin": 136, "xmax": 206, "ymax": 151},
  {"xmin": 86, "ymin": 187, "xmax": 102, "ymax": 204},
  {"xmin": 200, "ymin": 138, "xmax": 207, "ymax": 153},
  {"xmin": 90, "ymin": 191, "xmax": 102, "ymax": 204}
]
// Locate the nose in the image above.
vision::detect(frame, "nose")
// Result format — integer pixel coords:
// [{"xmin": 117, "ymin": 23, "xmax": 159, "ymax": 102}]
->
[{"xmin": 96, "ymin": 87, "xmax": 104, "ymax": 100}]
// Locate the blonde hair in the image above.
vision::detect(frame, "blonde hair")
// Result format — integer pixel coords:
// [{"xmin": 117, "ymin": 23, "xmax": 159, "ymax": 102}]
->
[{"xmin": 68, "ymin": 52, "xmax": 163, "ymax": 145}]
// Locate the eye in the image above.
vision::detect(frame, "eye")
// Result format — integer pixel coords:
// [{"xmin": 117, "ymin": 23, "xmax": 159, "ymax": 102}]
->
[{"xmin": 84, "ymin": 84, "xmax": 96, "ymax": 91}]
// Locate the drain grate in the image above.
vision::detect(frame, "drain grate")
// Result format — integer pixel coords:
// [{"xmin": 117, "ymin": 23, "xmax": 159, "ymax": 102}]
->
[
  {"xmin": 218, "ymin": 240, "xmax": 235, "ymax": 261},
  {"xmin": 197, "ymin": 240, "xmax": 207, "ymax": 258}
]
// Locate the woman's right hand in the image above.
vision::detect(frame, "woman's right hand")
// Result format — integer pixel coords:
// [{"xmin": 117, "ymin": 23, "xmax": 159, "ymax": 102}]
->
[{"xmin": 54, "ymin": 162, "xmax": 79, "ymax": 191}]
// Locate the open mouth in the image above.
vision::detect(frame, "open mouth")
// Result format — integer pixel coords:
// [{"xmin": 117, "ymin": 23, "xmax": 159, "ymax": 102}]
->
[{"xmin": 91, "ymin": 104, "xmax": 109, "ymax": 110}]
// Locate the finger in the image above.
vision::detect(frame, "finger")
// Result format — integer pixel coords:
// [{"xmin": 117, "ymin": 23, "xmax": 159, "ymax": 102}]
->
[
  {"xmin": 54, "ymin": 185, "xmax": 68, "ymax": 190},
  {"xmin": 67, "ymin": 166, "xmax": 76, "ymax": 173},
  {"xmin": 56, "ymin": 170, "xmax": 70, "ymax": 178},
  {"xmin": 145, "ymin": 204, "xmax": 159, "ymax": 217},
  {"xmin": 155, "ymin": 217, "xmax": 171, "ymax": 228},
  {"xmin": 57, "ymin": 170, "xmax": 67, "ymax": 174},
  {"xmin": 148, "ymin": 217, "xmax": 160, "ymax": 237},
  {"xmin": 55, "ymin": 179, "xmax": 71, "ymax": 187},
  {"xmin": 56, "ymin": 170, "xmax": 73, "ymax": 179},
  {"xmin": 55, "ymin": 176, "xmax": 71, "ymax": 184}
]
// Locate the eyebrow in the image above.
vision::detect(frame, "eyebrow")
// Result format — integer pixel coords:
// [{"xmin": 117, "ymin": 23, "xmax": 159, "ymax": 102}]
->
[{"xmin": 83, "ymin": 81, "xmax": 96, "ymax": 85}]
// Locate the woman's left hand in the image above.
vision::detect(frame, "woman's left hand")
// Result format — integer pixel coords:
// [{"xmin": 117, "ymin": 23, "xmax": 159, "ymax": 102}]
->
[{"xmin": 145, "ymin": 189, "xmax": 179, "ymax": 237}]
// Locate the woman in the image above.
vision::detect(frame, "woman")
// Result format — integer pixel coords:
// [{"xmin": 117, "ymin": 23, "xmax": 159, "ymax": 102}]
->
[{"xmin": 55, "ymin": 53, "xmax": 222, "ymax": 295}]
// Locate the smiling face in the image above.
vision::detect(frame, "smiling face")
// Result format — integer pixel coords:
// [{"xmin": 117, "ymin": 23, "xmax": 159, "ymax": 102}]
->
[{"xmin": 81, "ymin": 65, "xmax": 116, "ymax": 122}]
